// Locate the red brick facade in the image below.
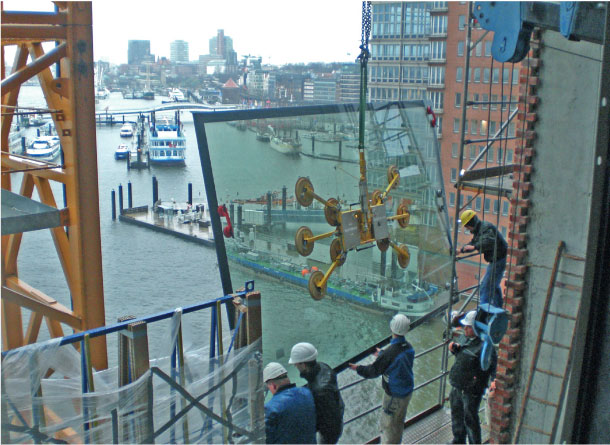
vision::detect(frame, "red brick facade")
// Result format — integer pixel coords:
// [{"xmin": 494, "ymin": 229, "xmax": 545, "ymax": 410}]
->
[{"xmin": 489, "ymin": 29, "xmax": 541, "ymax": 444}]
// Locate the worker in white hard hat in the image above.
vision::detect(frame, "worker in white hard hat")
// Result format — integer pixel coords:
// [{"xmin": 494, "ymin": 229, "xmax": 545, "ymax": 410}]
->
[
  {"xmin": 348, "ymin": 313, "xmax": 415, "ymax": 444},
  {"xmin": 289, "ymin": 342, "xmax": 344, "ymax": 444},
  {"xmin": 263, "ymin": 362, "xmax": 317, "ymax": 444},
  {"xmin": 448, "ymin": 310, "xmax": 497, "ymax": 444}
]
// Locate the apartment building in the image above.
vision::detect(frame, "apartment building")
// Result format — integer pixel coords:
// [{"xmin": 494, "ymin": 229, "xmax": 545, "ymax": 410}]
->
[{"xmin": 369, "ymin": 1, "xmax": 519, "ymax": 289}]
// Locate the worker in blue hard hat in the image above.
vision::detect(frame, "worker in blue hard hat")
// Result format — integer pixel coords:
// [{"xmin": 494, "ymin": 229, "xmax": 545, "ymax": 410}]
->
[
  {"xmin": 348, "ymin": 313, "xmax": 415, "ymax": 444},
  {"xmin": 459, "ymin": 209, "xmax": 508, "ymax": 308},
  {"xmin": 263, "ymin": 362, "xmax": 317, "ymax": 444}
]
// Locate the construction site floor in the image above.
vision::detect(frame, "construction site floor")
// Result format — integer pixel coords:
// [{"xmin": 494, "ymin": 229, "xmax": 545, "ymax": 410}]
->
[{"xmin": 402, "ymin": 405, "xmax": 490, "ymax": 444}]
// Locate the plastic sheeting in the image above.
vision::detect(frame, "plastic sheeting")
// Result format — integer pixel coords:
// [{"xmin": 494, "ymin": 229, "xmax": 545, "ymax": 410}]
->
[{"xmin": 1, "ymin": 312, "xmax": 265, "ymax": 444}]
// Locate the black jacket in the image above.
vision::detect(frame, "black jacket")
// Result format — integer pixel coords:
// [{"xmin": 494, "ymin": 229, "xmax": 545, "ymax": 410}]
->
[
  {"xmin": 300, "ymin": 362, "xmax": 345, "ymax": 443},
  {"xmin": 449, "ymin": 335, "xmax": 496, "ymax": 395},
  {"xmin": 467, "ymin": 219, "xmax": 507, "ymax": 262}
]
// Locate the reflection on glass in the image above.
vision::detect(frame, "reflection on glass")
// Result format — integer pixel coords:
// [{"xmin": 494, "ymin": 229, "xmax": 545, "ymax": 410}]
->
[
  {"xmin": 194, "ymin": 102, "xmax": 453, "ymax": 441},
  {"xmin": 199, "ymin": 103, "xmax": 451, "ymax": 316}
]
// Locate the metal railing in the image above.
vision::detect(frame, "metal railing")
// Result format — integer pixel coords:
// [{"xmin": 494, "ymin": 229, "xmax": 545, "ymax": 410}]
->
[
  {"xmin": 1, "ymin": 282, "xmax": 261, "ymax": 444},
  {"xmin": 333, "ymin": 298, "xmax": 455, "ymax": 436}
]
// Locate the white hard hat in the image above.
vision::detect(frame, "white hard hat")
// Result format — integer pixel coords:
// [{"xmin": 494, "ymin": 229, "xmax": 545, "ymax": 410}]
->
[
  {"xmin": 460, "ymin": 310, "xmax": 477, "ymax": 327},
  {"xmin": 390, "ymin": 313, "xmax": 410, "ymax": 336},
  {"xmin": 288, "ymin": 342, "xmax": 318, "ymax": 364},
  {"xmin": 263, "ymin": 362, "xmax": 287, "ymax": 382}
]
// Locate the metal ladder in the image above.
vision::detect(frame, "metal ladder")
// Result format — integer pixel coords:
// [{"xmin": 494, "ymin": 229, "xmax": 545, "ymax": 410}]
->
[{"xmin": 512, "ymin": 241, "xmax": 585, "ymax": 443}]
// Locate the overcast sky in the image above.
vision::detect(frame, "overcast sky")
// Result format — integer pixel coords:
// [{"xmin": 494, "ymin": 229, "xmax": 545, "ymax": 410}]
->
[{"xmin": 5, "ymin": 1, "xmax": 363, "ymax": 66}]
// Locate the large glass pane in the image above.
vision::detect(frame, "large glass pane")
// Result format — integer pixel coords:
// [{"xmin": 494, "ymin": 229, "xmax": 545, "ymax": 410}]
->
[{"xmin": 193, "ymin": 102, "xmax": 453, "ymax": 441}]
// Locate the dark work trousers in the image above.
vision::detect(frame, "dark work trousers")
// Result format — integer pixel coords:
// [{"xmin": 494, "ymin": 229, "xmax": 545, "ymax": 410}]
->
[{"xmin": 450, "ymin": 387, "xmax": 484, "ymax": 444}]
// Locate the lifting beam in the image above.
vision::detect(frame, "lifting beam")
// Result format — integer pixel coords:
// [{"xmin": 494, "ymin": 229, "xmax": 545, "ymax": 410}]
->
[{"xmin": 1, "ymin": 2, "xmax": 108, "ymax": 369}]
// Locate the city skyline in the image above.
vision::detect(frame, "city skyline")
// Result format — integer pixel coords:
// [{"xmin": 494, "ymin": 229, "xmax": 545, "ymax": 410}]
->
[{"xmin": 3, "ymin": 0, "xmax": 363, "ymax": 66}]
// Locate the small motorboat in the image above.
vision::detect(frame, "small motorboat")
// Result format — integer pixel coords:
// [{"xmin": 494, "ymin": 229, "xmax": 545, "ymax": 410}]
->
[
  {"xmin": 120, "ymin": 124, "xmax": 134, "ymax": 138},
  {"xmin": 115, "ymin": 144, "xmax": 129, "ymax": 160}
]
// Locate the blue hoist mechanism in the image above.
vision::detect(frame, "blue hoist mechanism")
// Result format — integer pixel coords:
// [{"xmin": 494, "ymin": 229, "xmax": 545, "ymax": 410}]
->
[
  {"xmin": 474, "ymin": 1, "xmax": 606, "ymax": 63},
  {"xmin": 294, "ymin": 1, "xmax": 412, "ymax": 300}
]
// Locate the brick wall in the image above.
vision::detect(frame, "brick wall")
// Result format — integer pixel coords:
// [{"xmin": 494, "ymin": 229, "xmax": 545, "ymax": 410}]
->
[{"xmin": 489, "ymin": 29, "xmax": 541, "ymax": 444}]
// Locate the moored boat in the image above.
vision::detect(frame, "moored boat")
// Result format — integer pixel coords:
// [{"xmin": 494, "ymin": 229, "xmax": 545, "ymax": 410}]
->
[
  {"xmin": 9, "ymin": 123, "xmax": 26, "ymax": 154},
  {"xmin": 119, "ymin": 123, "xmax": 134, "ymax": 138},
  {"xmin": 270, "ymin": 136, "xmax": 301, "ymax": 156},
  {"xmin": 377, "ymin": 282, "xmax": 439, "ymax": 318},
  {"xmin": 148, "ymin": 113, "xmax": 186, "ymax": 165},
  {"xmin": 256, "ymin": 130, "xmax": 272, "ymax": 142},
  {"xmin": 25, "ymin": 136, "xmax": 61, "ymax": 161},
  {"xmin": 168, "ymin": 88, "xmax": 186, "ymax": 102},
  {"xmin": 95, "ymin": 87, "xmax": 109, "ymax": 100},
  {"xmin": 115, "ymin": 143, "xmax": 129, "ymax": 160}
]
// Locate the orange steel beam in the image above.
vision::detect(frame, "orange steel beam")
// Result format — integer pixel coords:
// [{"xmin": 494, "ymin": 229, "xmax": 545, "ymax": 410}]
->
[
  {"xmin": 2, "ymin": 286, "xmax": 81, "ymax": 329},
  {"xmin": 1, "ymin": 24, "xmax": 67, "ymax": 41},
  {"xmin": 25, "ymin": 312, "xmax": 43, "ymax": 345},
  {"xmin": 5, "ymin": 278, "xmax": 80, "ymax": 325},
  {"xmin": 1, "ymin": 10, "xmax": 67, "ymax": 26},
  {"xmin": 1, "ymin": 155, "xmax": 67, "ymax": 182},
  {"xmin": 1, "ymin": 2, "xmax": 107, "ymax": 369},
  {"xmin": 2, "ymin": 42, "xmax": 67, "ymax": 94},
  {"xmin": 61, "ymin": 2, "xmax": 106, "ymax": 369}
]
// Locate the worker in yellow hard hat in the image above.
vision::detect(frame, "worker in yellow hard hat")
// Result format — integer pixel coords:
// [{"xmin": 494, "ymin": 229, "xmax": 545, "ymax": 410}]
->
[{"xmin": 458, "ymin": 209, "xmax": 508, "ymax": 308}]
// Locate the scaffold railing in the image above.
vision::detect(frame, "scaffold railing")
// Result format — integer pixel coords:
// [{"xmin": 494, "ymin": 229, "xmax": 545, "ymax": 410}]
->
[{"xmin": 1, "ymin": 282, "xmax": 265, "ymax": 444}]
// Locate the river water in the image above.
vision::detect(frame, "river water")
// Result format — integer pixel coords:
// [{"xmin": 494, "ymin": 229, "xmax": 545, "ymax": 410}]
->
[{"xmin": 13, "ymin": 86, "xmax": 450, "ymax": 416}]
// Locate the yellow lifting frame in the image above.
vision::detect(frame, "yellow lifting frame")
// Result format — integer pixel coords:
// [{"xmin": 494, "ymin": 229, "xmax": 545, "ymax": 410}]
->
[{"xmin": 1, "ymin": 2, "xmax": 107, "ymax": 369}]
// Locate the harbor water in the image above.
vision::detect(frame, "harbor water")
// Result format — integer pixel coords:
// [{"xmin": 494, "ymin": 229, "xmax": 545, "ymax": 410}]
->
[{"xmin": 12, "ymin": 86, "xmax": 450, "ymax": 416}]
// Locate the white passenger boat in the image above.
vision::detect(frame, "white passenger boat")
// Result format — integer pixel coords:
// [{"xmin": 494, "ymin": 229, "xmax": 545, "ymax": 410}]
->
[
  {"xmin": 148, "ymin": 114, "xmax": 186, "ymax": 165},
  {"xmin": 120, "ymin": 123, "xmax": 134, "ymax": 138},
  {"xmin": 270, "ymin": 136, "xmax": 302, "ymax": 156},
  {"xmin": 25, "ymin": 136, "xmax": 61, "ymax": 161},
  {"xmin": 377, "ymin": 282, "xmax": 439, "ymax": 318},
  {"xmin": 168, "ymin": 88, "xmax": 186, "ymax": 102},
  {"xmin": 115, "ymin": 143, "xmax": 129, "ymax": 160}
]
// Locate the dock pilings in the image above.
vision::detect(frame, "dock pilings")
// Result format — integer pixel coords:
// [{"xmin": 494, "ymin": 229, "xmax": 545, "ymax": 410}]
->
[
  {"xmin": 111, "ymin": 190, "xmax": 116, "ymax": 220},
  {"xmin": 118, "ymin": 184, "xmax": 124, "ymax": 214},
  {"xmin": 152, "ymin": 176, "xmax": 158, "ymax": 206}
]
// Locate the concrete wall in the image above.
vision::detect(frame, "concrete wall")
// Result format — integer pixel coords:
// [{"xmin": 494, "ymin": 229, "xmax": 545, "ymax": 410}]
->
[{"xmin": 514, "ymin": 31, "xmax": 604, "ymax": 443}]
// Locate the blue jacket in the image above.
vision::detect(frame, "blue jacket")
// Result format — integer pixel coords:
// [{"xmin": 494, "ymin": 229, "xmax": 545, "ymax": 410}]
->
[
  {"xmin": 356, "ymin": 336, "xmax": 415, "ymax": 397},
  {"xmin": 265, "ymin": 383, "xmax": 317, "ymax": 444}
]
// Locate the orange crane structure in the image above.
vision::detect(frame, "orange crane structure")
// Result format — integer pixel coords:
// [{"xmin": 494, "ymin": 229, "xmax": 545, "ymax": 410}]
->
[{"xmin": 1, "ymin": 2, "xmax": 107, "ymax": 369}]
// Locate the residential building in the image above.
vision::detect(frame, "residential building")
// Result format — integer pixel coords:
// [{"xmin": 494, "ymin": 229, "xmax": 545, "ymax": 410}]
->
[
  {"xmin": 369, "ymin": 1, "xmax": 519, "ymax": 290},
  {"xmin": 338, "ymin": 64, "xmax": 360, "ymax": 103},
  {"xmin": 170, "ymin": 40, "xmax": 189, "ymax": 63},
  {"xmin": 128, "ymin": 40, "xmax": 152, "ymax": 65},
  {"xmin": 246, "ymin": 70, "xmax": 276, "ymax": 100},
  {"xmin": 209, "ymin": 30, "xmax": 238, "ymax": 74},
  {"xmin": 303, "ymin": 80, "xmax": 314, "ymax": 102}
]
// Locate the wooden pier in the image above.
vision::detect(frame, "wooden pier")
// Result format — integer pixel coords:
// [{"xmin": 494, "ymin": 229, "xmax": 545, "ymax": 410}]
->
[{"xmin": 119, "ymin": 205, "xmax": 214, "ymax": 247}]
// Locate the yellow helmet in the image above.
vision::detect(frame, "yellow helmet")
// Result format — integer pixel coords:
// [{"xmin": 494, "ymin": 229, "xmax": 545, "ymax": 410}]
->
[{"xmin": 460, "ymin": 209, "xmax": 476, "ymax": 227}]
